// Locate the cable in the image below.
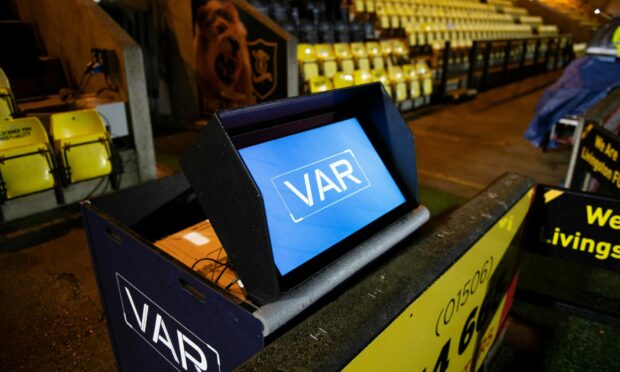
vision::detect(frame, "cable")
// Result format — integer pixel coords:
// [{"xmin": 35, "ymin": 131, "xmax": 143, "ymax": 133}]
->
[
  {"xmin": 213, "ymin": 264, "xmax": 229, "ymax": 284},
  {"xmin": 84, "ymin": 176, "xmax": 108, "ymax": 200},
  {"xmin": 225, "ymin": 277, "xmax": 240, "ymax": 290},
  {"xmin": 190, "ymin": 257, "xmax": 228, "ymax": 271}
]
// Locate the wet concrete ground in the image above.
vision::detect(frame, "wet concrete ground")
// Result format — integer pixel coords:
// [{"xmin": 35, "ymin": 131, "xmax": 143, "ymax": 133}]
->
[{"xmin": 0, "ymin": 213, "xmax": 114, "ymax": 370}]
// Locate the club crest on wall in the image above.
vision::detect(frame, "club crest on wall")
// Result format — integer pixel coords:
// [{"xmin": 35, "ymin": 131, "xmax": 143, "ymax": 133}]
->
[{"xmin": 248, "ymin": 38, "xmax": 278, "ymax": 100}]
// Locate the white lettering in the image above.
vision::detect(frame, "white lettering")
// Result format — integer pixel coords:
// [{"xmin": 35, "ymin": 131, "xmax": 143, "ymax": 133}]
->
[
  {"xmin": 330, "ymin": 159, "xmax": 362, "ymax": 190},
  {"xmin": 152, "ymin": 314, "xmax": 179, "ymax": 363},
  {"xmin": 125, "ymin": 287, "xmax": 149, "ymax": 333},
  {"xmin": 284, "ymin": 173, "xmax": 314, "ymax": 206},
  {"xmin": 178, "ymin": 330, "xmax": 208, "ymax": 371},
  {"xmin": 315, "ymin": 168, "xmax": 342, "ymax": 201}
]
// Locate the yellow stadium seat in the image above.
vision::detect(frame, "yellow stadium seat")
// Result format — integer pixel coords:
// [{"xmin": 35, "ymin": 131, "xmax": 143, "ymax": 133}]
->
[
  {"xmin": 334, "ymin": 43, "xmax": 356, "ymax": 74},
  {"xmin": 380, "ymin": 40, "xmax": 393, "ymax": 57},
  {"xmin": 391, "ymin": 39, "xmax": 409, "ymax": 57},
  {"xmin": 332, "ymin": 72, "xmax": 355, "ymax": 89},
  {"xmin": 297, "ymin": 43, "xmax": 320, "ymax": 81},
  {"xmin": 315, "ymin": 44, "xmax": 339, "ymax": 78},
  {"xmin": 366, "ymin": 42, "xmax": 385, "ymax": 70},
  {"xmin": 308, "ymin": 76, "xmax": 333, "ymax": 94},
  {"xmin": 403, "ymin": 64, "xmax": 422, "ymax": 99},
  {"xmin": 351, "ymin": 42, "xmax": 371, "ymax": 71},
  {"xmin": 416, "ymin": 60, "xmax": 433, "ymax": 96},
  {"xmin": 0, "ymin": 94, "xmax": 12, "ymax": 121},
  {"xmin": 354, "ymin": 70, "xmax": 372, "ymax": 85},
  {"xmin": 50, "ymin": 109, "xmax": 117, "ymax": 186},
  {"xmin": 370, "ymin": 69, "xmax": 392, "ymax": 96},
  {"xmin": 0, "ymin": 117, "xmax": 63, "ymax": 203},
  {"xmin": 0, "ymin": 68, "xmax": 10, "ymax": 90},
  {"xmin": 388, "ymin": 66, "xmax": 408, "ymax": 103},
  {"xmin": 0, "ymin": 68, "xmax": 18, "ymax": 120}
]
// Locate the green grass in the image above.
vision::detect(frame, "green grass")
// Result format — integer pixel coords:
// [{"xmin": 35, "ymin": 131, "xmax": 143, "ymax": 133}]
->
[{"xmin": 418, "ymin": 185, "xmax": 468, "ymax": 217}]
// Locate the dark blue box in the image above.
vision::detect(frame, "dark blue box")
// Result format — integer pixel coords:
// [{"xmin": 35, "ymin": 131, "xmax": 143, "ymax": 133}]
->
[{"xmin": 83, "ymin": 173, "xmax": 264, "ymax": 371}]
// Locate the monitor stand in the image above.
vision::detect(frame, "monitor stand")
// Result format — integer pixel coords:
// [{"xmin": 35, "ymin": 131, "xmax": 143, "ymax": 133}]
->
[{"xmin": 254, "ymin": 205, "xmax": 430, "ymax": 336}]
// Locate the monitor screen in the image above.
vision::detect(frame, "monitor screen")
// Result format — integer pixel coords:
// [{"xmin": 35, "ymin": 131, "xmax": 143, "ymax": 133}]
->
[{"xmin": 238, "ymin": 117, "xmax": 407, "ymax": 278}]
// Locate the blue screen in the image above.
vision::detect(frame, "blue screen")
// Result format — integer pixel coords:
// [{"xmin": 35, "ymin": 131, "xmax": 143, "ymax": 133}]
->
[{"xmin": 238, "ymin": 118, "xmax": 406, "ymax": 275}]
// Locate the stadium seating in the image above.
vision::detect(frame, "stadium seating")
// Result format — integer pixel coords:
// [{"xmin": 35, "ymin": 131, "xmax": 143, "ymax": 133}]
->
[
  {"xmin": 277, "ymin": 0, "xmax": 566, "ymax": 108},
  {"xmin": 308, "ymin": 75, "xmax": 334, "ymax": 93},
  {"xmin": 333, "ymin": 43, "xmax": 356, "ymax": 73},
  {"xmin": 50, "ymin": 109, "xmax": 118, "ymax": 187},
  {"xmin": 0, "ymin": 117, "xmax": 62, "ymax": 204},
  {"xmin": 332, "ymin": 72, "xmax": 355, "ymax": 89},
  {"xmin": 296, "ymin": 40, "xmax": 433, "ymax": 106},
  {"xmin": 315, "ymin": 44, "xmax": 339, "ymax": 78}
]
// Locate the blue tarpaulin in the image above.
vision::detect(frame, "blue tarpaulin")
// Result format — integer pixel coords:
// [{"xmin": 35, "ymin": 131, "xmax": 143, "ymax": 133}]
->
[{"xmin": 525, "ymin": 55, "xmax": 620, "ymax": 148}]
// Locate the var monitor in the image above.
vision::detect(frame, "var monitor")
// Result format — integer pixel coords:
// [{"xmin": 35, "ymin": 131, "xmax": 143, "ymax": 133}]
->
[
  {"xmin": 237, "ymin": 117, "xmax": 409, "ymax": 287},
  {"xmin": 182, "ymin": 83, "xmax": 420, "ymax": 304}
]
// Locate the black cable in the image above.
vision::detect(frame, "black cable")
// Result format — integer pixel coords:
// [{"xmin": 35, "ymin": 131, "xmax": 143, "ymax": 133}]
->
[
  {"xmin": 213, "ymin": 264, "xmax": 229, "ymax": 284},
  {"xmin": 190, "ymin": 257, "xmax": 228, "ymax": 271},
  {"xmin": 225, "ymin": 277, "xmax": 240, "ymax": 290},
  {"xmin": 84, "ymin": 176, "xmax": 108, "ymax": 200}
]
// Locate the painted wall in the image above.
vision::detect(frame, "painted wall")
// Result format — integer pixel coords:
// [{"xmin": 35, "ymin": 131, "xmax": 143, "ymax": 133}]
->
[
  {"xmin": 16, "ymin": 0, "xmax": 133, "ymax": 100},
  {"xmin": 154, "ymin": 0, "xmax": 201, "ymax": 122}
]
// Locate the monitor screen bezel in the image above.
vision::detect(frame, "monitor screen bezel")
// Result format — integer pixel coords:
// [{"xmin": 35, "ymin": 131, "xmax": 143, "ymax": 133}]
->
[{"xmin": 232, "ymin": 112, "xmax": 415, "ymax": 292}]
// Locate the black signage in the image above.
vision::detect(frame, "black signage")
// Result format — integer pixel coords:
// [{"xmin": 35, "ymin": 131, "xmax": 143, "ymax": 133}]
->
[
  {"xmin": 523, "ymin": 185, "xmax": 620, "ymax": 272},
  {"xmin": 576, "ymin": 123, "xmax": 620, "ymax": 196}
]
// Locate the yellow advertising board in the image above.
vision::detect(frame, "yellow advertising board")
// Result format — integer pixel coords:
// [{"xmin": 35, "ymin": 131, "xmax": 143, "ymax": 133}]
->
[{"xmin": 345, "ymin": 189, "xmax": 532, "ymax": 372}]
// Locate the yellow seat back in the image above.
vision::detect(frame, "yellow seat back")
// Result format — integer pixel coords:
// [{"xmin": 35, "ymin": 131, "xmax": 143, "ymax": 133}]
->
[
  {"xmin": 302, "ymin": 63, "xmax": 320, "ymax": 81},
  {"xmin": 366, "ymin": 42, "xmax": 381, "ymax": 57},
  {"xmin": 0, "ymin": 68, "xmax": 10, "ymax": 90},
  {"xmin": 357, "ymin": 58, "xmax": 371, "ymax": 71},
  {"xmin": 388, "ymin": 66, "xmax": 408, "ymax": 102},
  {"xmin": 350, "ymin": 42, "xmax": 368, "ymax": 58},
  {"xmin": 416, "ymin": 60, "xmax": 433, "ymax": 96},
  {"xmin": 402, "ymin": 64, "xmax": 417, "ymax": 81},
  {"xmin": 0, "ymin": 86, "xmax": 17, "ymax": 120},
  {"xmin": 315, "ymin": 45, "xmax": 338, "ymax": 78},
  {"xmin": 370, "ymin": 69, "xmax": 388, "ymax": 84},
  {"xmin": 50, "ymin": 109, "xmax": 112, "ymax": 183},
  {"xmin": 332, "ymin": 72, "xmax": 354, "ymax": 89},
  {"xmin": 341, "ymin": 59, "xmax": 355, "ymax": 74},
  {"xmin": 333, "ymin": 43, "xmax": 352, "ymax": 60},
  {"xmin": 388, "ymin": 66, "xmax": 406, "ymax": 83},
  {"xmin": 354, "ymin": 70, "xmax": 372, "ymax": 85},
  {"xmin": 370, "ymin": 69, "xmax": 392, "ymax": 96},
  {"xmin": 315, "ymin": 44, "xmax": 336, "ymax": 61},
  {"xmin": 0, "ymin": 96, "xmax": 12, "ymax": 121},
  {"xmin": 0, "ymin": 117, "xmax": 55, "ymax": 199},
  {"xmin": 322, "ymin": 61, "xmax": 338, "ymax": 78},
  {"xmin": 308, "ymin": 76, "xmax": 333, "ymax": 94},
  {"xmin": 0, "ymin": 116, "xmax": 50, "ymax": 150},
  {"xmin": 392, "ymin": 39, "xmax": 409, "ymax": 57},
  {"xmin": 372, "ymin": 56, "xmax": 385, "ymax": 70},
  {"xmin": 334, "ymin": 43, "xmax": 355, "ymax": 73},
  {"xmin": 50, "ymin": 109, "xmax": 107, "ymax": 141},
  {"xmin": 298, "ymin": 43, "xmax": 320, "ymax": 82},
  {"xmin": 380, "ymin": 40, "xmax": 393, "ymax": 57},
  {"xmin": 402, "ymin": 64, "xmax": 421, "ymax": 98},
  {"xmin": 297, "ymin": 44, "xmax": 317, "ymax": 62}
]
